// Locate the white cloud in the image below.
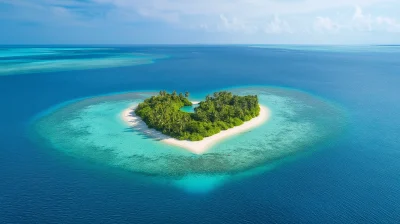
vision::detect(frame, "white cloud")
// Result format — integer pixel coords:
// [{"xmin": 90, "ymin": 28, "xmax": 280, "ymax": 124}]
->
[
  {"xmin": 311, "ymin": 5, "xmax": 400, "ymax": 34},
  {"xmin": 1, "ymin": 0, "xmax": 400, "ymax": 43},
  {"xmin": 264, "ymin": 15, "xmax": 292, "ymax": 34},
  {"xmin": 352, "ymin": 5, "xmax": 373, "ymax": 31},
  {"xmin": 314, "ymin": 17, "xmax": 340, "ymax": 33},
  {"xmin": 89, "ymin": 0, "xmax": 395, "ymax": 31},
  {"xmin": 218, "ymin": 14, "xmax": 258, "ymax": 33},
  {"xmin": 349, "ymin": 6, "xmax": 400, "ymax": 32},
  {"xmin": 376, "ymin": 16, "xmax": 400, "ymax": 32},
  {"xmin": 91, "ymin": 0, "xmax": 392, "ymax": 19}
]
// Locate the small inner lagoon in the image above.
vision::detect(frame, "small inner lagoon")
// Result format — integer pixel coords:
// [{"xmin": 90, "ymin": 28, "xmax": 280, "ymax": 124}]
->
[
  {"xmin": 180, "ymin": 103, "xmax": 199, "ymax": 113},
  {"xmin": 30, "ymin": 86, "xmax": 346, "ymax": 192},
  {"xmin": 3, "ymin": 45, "xmax": 400, "ymax": 223}
]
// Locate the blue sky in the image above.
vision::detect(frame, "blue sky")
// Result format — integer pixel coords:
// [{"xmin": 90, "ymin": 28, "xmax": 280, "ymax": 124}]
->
[{"xmin": 0, "ymin": 0, "xmax": 399, "ymax": 44}]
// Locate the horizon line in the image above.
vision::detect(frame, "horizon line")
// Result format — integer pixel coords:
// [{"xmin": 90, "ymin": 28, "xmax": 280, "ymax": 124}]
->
[{"xmin": 1, "ymin": 44, "xmax": 399, "ymax": 47}]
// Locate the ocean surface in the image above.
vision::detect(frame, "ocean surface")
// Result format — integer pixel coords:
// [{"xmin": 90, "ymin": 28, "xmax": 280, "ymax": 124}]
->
[{"xmin": 1, "ymin": 46, "xmax": 400, "ymax": 223}]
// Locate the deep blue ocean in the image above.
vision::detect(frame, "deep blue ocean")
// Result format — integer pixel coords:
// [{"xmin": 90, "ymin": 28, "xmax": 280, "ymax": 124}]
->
[{"xmin": 1, "ymin": 46, "xmax": 399, "ymax": 223}]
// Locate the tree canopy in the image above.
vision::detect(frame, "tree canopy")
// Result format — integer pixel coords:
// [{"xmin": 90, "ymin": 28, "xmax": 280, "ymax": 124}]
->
[{"xmin": 135, "ymin": 91, "xmax": 260, "ymax": 141}]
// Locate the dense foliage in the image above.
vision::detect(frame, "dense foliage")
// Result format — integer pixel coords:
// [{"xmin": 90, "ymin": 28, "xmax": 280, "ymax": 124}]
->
[{"xmin": 135, "ymin": 90, "xmax": 260, "ymax": 141}]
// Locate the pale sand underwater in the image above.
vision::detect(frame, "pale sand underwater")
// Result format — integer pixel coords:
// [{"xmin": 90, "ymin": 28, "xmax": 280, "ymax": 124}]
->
[
  {"xmin": 32, "ymin": 87, "xmax": 345, "ymax": 176},
  {"xmin": 121, "ymin": 103, "xmax": 271, "ymax": 154}
]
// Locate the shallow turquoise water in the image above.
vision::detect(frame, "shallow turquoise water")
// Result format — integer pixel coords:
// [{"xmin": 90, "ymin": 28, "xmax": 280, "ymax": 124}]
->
[
  {"xmin": 31, "ymin": 86, "xmax": 346, "ymax": 192},
  {"xmin": 0, "ymin": 47, "xmax": 111, "ymax": 58},
  {"xmin": 2, "ymin": 46, "xmax": 400, "ymax": 223},
  {"xmin": 250, "ymin": 45, "xmax": 400, "ymax": 53},
  {"xmin": 0, "ymin": 47, "xmax": 165, "ymax": 76},
  {"xmin": 180, "ymin": 104, "xmax": 198, "ymax": 113}
]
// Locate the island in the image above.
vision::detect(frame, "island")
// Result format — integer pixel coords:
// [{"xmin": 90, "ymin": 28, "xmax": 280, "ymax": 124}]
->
[{"xmin": 122, "ymin": 91, "xmax": 270, "ymax": 154}]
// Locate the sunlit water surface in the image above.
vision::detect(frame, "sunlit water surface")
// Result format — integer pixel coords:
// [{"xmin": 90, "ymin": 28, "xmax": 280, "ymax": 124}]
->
[
  {"xmin": 1, "ymin": 45, "xmax": 400, "ymax": 223},
  {"xmin": 31, "ymin": 87, "xmax": 346, "ymax": 192}
]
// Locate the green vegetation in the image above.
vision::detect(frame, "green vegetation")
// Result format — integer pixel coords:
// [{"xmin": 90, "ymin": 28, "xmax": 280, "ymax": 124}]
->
[{"xmin": 135, "ymin": 90, "xmax": 260, "ymax": 141}]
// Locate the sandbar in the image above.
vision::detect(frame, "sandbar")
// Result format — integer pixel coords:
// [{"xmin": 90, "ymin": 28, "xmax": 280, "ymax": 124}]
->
[{"xmin": 121, "ymin": 102, "xmax": 271, "ymax": 154}]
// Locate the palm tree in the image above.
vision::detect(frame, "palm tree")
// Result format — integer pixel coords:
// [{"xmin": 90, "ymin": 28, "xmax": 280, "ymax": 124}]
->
[{"xmin": 185, "ymin": 91, "xmax": 190, "ymax": 98}]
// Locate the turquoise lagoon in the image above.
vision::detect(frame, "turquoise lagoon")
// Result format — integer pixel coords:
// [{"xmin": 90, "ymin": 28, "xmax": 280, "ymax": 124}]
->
[
  {"xmin": 2, "ymin": 45, "xmax": 399, "ymax": 223},
  {"xmin": 250, "ymin": 45, "xmax": 400, "ymax": 53},
  {"xmin": 0, "ymin": 47, "xmax": 165, "ymax": 76},
  {"xmin": 180, "ymin": 103, "xmax": 199, "ymax": 113},
  {"xmin": 31, "ymin": 86, "xmax": 345, "ymax": 192}
]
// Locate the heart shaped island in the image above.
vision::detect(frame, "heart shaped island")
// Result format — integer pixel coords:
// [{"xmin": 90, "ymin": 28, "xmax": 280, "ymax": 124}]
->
[{"xmin": 122, "ymin": 91, "xmax": 270, "ymax": 154}]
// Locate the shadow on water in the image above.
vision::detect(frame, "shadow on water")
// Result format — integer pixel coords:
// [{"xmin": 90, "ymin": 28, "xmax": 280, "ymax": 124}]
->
[
  {"xmin": 29, "ymin": 86, "xmax": 347, "ymax": 193},
  {"xmin": 122, "ymin": 110, "xmax": 171, "ymax": 141}
]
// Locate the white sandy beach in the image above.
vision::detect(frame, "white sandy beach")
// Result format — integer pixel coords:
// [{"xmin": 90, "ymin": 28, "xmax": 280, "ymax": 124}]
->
[{"xmin": 121, "ymin": 103, "xmax": 271, "ymax": 154}]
